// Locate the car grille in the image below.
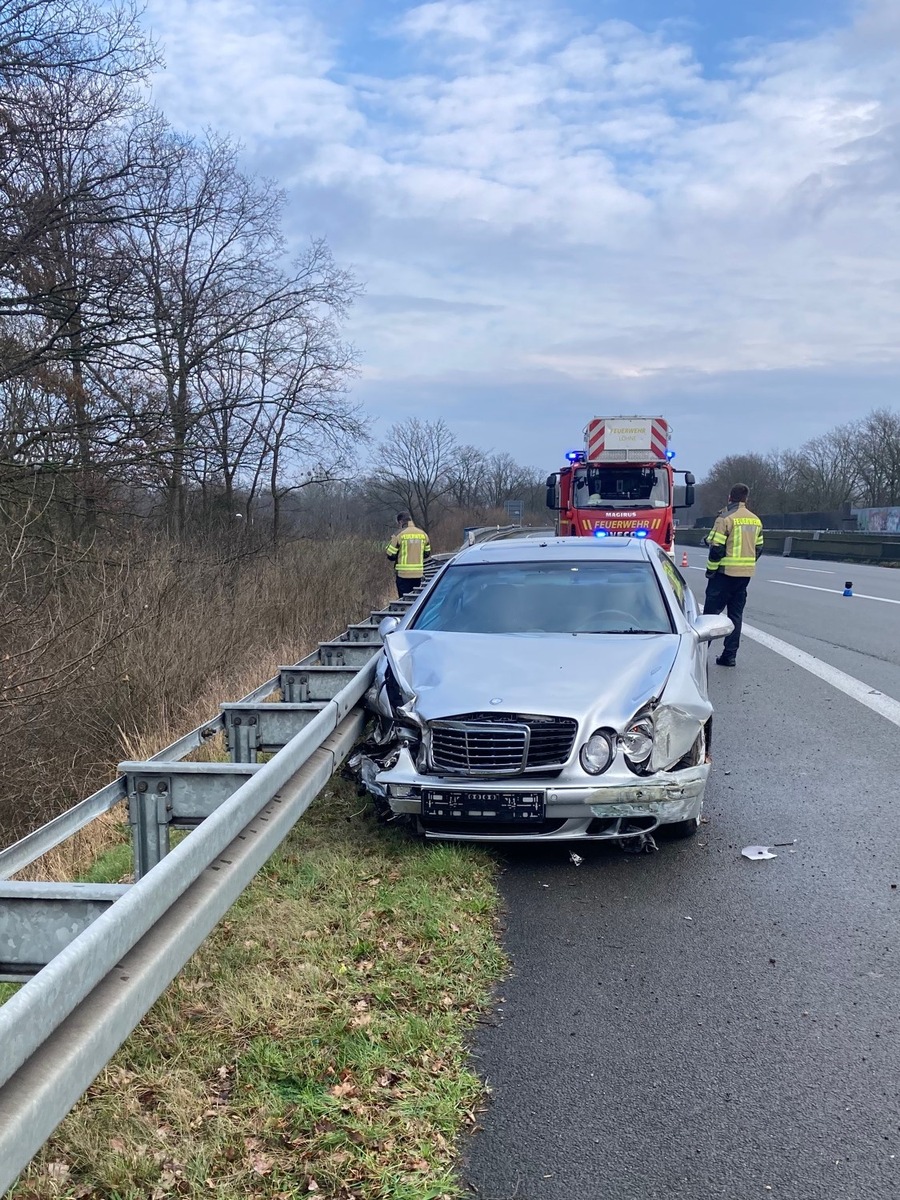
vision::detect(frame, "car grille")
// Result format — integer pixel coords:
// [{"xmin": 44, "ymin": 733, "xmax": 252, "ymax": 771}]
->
[{"xmin": 429, "ymin": 713, "xmax": 578, "ymax": 775}]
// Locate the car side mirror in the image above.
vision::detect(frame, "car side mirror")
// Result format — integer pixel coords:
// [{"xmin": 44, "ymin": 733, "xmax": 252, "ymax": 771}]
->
[
  {"xmin": 693, "ymin": 614, "xmax": 733, "ymax": 642},
  {"xmin": 378, "ymin": 616, "xmax": 400, "ymax": 639},
  {"xmin": 545, "ymin": 473, "xmax": 559, "ymax": 511}
]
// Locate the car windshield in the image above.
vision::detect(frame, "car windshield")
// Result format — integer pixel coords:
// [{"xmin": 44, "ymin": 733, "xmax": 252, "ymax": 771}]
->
[
  {"xmin": 412, "ymin": 561, "xmax": 674, "ymax": 635},
  {"xmin": 573, "ymin": 466, "xmax": 670, "ymax": 508}
]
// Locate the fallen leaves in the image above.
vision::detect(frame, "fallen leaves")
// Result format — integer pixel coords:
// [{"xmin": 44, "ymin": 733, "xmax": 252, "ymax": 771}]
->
[
  {"xmin": 329, "ymin": 1079, "xmax": 357, "ymax": 1099},
  {"xmin": 249, "ymin": 1153, "xmax": 273, "ymax": 1177}
]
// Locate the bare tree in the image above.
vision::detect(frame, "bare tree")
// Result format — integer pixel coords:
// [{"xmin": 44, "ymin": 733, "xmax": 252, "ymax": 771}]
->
[
  {"xmin": 848, "ymin": 408, "xmax": 900, "ymax": 507},
  {"xmin": 372, "ymin": 417, "xmax": 458, "ymax": 530},
  {"xmin": 121, "ymin": 130, "xmax": 291, "ymax": 534},
  {"xmin": 696, "ymin": 452, "xmax": 787, "ymax": 514},
  {"xmin": 785, "ymin": 427, "xmax": 857, "ymax": 510},
  {"xmin": 173, "ymin": 240, "xmax": 363, "ymax": 537},
  {"xmin": 0, "ymin": 0, "xmax": 151, "ymax": 86},
  {"xmin": 5, "ymin": 80, "xmax": 164, "ymax": 533},
  {"xmin": 447, "ymin": 443, "xmax": 488, "ymax": 511},
  {"xmin": 0, "ymin": 0, "xmax": 157, "ymax": 383},
  {"xmin": 483, "ymin": 450, "xmax": 538, "ymax": 510},
  {"xmin": 698, "ymin": 406, "xmax": 900, "ymax": 515}
]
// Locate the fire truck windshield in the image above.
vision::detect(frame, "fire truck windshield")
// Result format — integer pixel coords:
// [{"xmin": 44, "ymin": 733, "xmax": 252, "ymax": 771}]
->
[{"xmin": 573, "ymin": 466, "xmax": 669, "ymax": 508}]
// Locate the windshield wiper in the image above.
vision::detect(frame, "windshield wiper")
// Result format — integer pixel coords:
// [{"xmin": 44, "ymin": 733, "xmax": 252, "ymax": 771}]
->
[{"xmin": 574, "ymin": 628, "xmax": 666, "ymax": 634}]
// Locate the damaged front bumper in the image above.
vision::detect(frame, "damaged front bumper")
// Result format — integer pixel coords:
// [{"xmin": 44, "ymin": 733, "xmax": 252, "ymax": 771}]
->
[{"xmin": 366, "ymin": 747, "xmax": 708, "ymax": 842}]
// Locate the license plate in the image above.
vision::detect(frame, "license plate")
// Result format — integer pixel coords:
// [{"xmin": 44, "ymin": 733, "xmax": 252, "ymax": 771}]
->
[{"xmin": 422, "ymin": 789, "xmax": 545, "ymax": 822}]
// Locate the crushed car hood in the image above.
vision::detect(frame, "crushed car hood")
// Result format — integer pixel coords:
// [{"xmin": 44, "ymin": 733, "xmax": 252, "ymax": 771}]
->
[{"xmin": 383, "ymin": 630, "xmax": 681, "ymax": 727}]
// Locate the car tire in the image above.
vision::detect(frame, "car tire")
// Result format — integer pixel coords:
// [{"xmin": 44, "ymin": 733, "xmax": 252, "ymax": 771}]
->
[{"xmin": 664, "ymin": 816, "xmax": 700, "ymax": 839}]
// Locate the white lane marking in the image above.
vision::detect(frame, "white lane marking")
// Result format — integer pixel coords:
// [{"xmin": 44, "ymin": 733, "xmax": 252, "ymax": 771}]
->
[
  {"xmin": 770, "ymin": 580, "xmax": 900, "ymax": 606},
  {"xmin": 783, "ymin": 565, "xmax": 835, "ymax": 574},
  {"xmin": 743, "ymin": 624, "xmax": 900, "ymax": 730}
]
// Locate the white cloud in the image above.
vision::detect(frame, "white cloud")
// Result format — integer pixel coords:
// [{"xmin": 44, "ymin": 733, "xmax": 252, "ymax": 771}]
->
[
  {"xmin": 140, "ymin": 0, "xmax": 900, "ymax": 469},
  {"xmin": 397, "ymin": 0, "xmax": 507, "ymax": 44},
  {"xmin": 145, "ymin": 0, "xmax": 362, "ymax": 144},
  {"xmin": 396, "ymin": 0, "xmax": 563, "ymax": 63}
]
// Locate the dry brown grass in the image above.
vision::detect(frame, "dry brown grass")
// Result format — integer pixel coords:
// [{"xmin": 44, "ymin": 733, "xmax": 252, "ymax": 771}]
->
[{"xmin": 2, "ymin": 533, "xmax": 393, "ymax": 880}]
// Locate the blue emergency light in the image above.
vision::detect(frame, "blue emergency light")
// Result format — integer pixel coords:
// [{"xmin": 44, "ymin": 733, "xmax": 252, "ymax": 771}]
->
[
  {"xmin": 566, "ymin": 450, "xmax": 585, "ymax": 462},
  {"xmin": 665, "ymin": 450, "xmax": 676, "ymax": 460},
  {"xmin": 593, "ymin": 528, "xmax": 609, "ymax": 538},
  {"xmin": 634, "ymin": 529, "xmax": 649, "ymax": 538}
]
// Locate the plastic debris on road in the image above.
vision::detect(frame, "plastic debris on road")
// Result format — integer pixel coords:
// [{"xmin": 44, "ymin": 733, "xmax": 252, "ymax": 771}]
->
[
  {"xmin": 742, "ymin": 845, "xmax": 777, "ymax": 860},
  {"xmin": 569, "ymin": 851, "xmax": 584, "ymax": 866},
  {"xmin": 620, "ymin": 831, "xmax": 658, "ymax": 855}
]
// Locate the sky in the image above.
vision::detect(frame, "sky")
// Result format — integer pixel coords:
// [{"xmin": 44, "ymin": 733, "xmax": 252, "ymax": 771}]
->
[{"xmin": 140, "ymin": 0, "xmax": 900, "ymax": 477}]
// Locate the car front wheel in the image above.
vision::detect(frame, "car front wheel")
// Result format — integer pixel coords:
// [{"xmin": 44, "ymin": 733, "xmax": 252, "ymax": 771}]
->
[{"xmin": 664, "ymin": 816, "xmax": 700, "ymax": 839}]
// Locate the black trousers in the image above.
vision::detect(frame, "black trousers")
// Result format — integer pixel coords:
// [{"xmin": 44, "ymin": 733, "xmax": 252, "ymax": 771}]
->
[
  {"xmin": 396, "ymin": 575, "xmax": 421, "ymax": 598},
  {"xmin": 703, "ymin": 573, "xmax": 750, "ymax": 660}
]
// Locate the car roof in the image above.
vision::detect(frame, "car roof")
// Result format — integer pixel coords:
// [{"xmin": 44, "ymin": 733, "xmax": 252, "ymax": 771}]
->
[{"xmin": 451, "ymin": 536, "xmax": 655, "ymax": 565}]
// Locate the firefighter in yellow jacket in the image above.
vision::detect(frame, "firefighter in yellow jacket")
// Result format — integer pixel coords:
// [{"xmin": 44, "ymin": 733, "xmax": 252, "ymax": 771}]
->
[
  {"xmin": 703, "ymin": 484, "xmax": 764, "ymax": 666},
  {"xmin": 385, "ymin": 512, "xmax": 431, "ymax": 598}
]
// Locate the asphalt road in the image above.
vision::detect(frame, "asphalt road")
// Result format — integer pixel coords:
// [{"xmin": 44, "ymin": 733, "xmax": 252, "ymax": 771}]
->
[{"xmin": 464, "ymin": 552, "xmax": 900, "ymax": 1200}]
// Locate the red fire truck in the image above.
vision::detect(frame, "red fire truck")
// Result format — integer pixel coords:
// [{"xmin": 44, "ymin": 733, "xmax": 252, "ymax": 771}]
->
[{"xmin": 546, "ymin": 416, "xmax": 695, "ymax": 554}]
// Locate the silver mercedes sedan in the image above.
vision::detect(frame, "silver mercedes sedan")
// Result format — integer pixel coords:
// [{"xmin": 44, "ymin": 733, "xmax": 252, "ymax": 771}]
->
[{"xmin": 357, "ymin": 537, "xmax": 732, "ymax": 845}]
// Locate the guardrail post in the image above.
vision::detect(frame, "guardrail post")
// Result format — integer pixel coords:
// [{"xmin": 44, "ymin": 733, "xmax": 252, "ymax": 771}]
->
[
  {"xmin": 226, "ymin": 713, "xmax": 259, "ymax": 763},
  {"xmin": 282, "ymin": 673, "xmax": 307, "ymax": 704},
  {"xmin": 782, "ymin": 536, "xmax": 793, "ymax": 557},
  {"xmin": 318, "ymin": 644, "xmax": 346, "ymax": 666},
  {"xmin": 127, "ymin": 776, "xmax": 172, "ymax": 879}
]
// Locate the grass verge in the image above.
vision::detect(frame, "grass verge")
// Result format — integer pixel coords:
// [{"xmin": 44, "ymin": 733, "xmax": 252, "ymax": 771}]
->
[{"xmin": 11, "ymin": 779, "xmax": 504, "ymax": 1200}]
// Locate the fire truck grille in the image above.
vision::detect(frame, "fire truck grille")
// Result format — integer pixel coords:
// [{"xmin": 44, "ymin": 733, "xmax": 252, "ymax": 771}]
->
[{"xmin": 429, "ymin": 714, "xmax": 577, "ymax": 775}]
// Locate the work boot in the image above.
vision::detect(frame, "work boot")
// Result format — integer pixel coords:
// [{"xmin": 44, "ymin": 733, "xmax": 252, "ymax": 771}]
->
[{"xmin": 715, "ymin": 654, "xmax": 736, "ymax": 667}]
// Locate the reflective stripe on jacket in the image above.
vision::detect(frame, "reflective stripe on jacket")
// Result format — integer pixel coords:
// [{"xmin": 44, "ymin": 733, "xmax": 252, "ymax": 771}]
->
[
  {"xmin": 705, "ymin": 504, "xmax": 763, "ymax": 577},
  {"xmin": 385, "ymin": 524, "xmax": 431, "ymax": 578}
]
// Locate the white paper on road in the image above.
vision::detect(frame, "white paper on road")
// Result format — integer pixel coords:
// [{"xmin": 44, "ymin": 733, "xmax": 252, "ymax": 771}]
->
[{"xmin": 742, "ymin": 845, "xmax": 777, "ymax": 860}]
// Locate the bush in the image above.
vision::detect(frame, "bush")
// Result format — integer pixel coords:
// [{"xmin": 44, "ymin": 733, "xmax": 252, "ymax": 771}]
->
[{"xmin": 0, "ymin": 531, "xmax": 390, "ymax": 850}]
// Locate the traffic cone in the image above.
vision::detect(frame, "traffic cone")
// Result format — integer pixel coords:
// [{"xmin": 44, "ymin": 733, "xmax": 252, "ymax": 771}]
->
[
  {"xmin": 843, "ymin": 580, "xmax": 853, "ymax": 597},
  {"xmin": 681, "ymin": 552, "xmax": 689, "ymax": 568}
]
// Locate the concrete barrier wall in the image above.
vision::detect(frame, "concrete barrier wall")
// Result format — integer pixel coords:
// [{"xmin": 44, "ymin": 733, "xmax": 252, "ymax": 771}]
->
[
  {"xmin": 785, "ymin": 537, "xmax": 900, "ymax": 564},
  {"xmin": 816, "ymin": 531, "xmax": 900, "ymax": 544},
  {"xmin": 674, "ymin": 529, "xmax": 706, "ymax": 548},
  {"xmin": 675, "ymin": 528, "xmax": 900, "ymax": 564}
]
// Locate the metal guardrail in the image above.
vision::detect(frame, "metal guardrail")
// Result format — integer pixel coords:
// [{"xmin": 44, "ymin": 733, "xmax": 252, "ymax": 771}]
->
[
  {"xmin": 461, "ymin": 524, "xmax": 555, "ymax": 548},
  {"xmin": 0, "ymin": 562, "xmax": 442, "ymax": 1193}
]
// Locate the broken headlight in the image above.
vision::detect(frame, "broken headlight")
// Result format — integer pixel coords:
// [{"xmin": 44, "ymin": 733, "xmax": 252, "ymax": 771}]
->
[{"xmin": 621, "ymin": 718, "xmax": 654, "ymax": 765}]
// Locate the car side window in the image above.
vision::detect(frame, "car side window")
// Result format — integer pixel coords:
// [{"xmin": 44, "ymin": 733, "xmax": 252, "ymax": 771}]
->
[{"xmin": 659, "ymin": 555, "xmax": 687, "ymax": 612}]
